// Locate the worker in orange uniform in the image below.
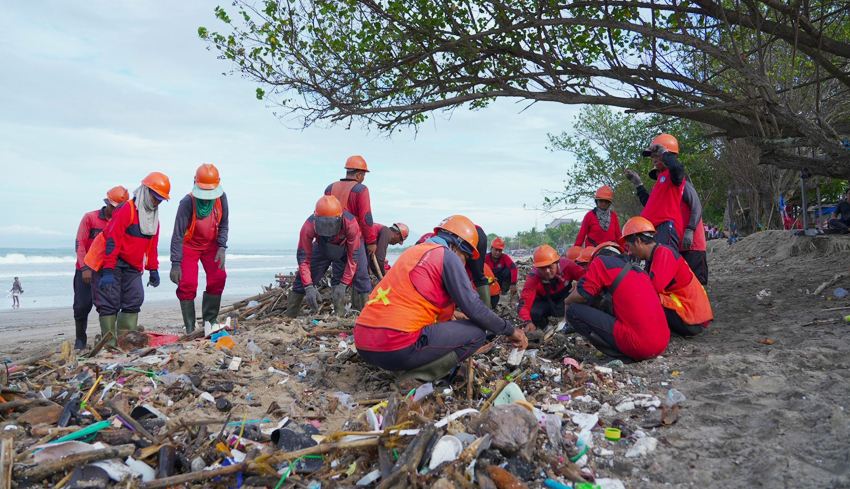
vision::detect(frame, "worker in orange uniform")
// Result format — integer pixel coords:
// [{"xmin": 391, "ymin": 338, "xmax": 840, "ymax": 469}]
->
[
  {"xmin": 564, "ymin": 242, "xmax": 669, "ymax": 361},
  {"xmin": 484, "ymin": 238, "xmax": 518, "ymax": 309},
  {"xmin": 620, "ymin": 217, "xmax": 713, "ymax": 336},
  {"xmin": 170, "ymin": 164, "xmax": 230, "ymax": 333},
  {"xmin": 625, "ymin": 134, "xmax": 686, "ymax": 249},
  {"xmin": 518, "ymin": 245, "xmax": 586, "ymax": 331},
  {"xmin": 73, "ymin": 186, "xmax": 129, "ymax": 349},
  {"xmin": 575, "ymin": 186, "xmax": 622, "ymax": 247},
  {"xmin": 94, "ymin": 173, "xmax": 170, "ymax": 346},
  {"xmin": 325, "ymin": 156, "xmax": 378, "ymax": 258},
  {"xmin": 355, "ymin": 215, "xmax": 528, "ymax": 385},
  {"xmin": 367, "ymin": 222, "xmax": 409, "ymax": 279},
  {"xmin": 286, "ymin": 196, "xmax": 372, "ymax": 317}
]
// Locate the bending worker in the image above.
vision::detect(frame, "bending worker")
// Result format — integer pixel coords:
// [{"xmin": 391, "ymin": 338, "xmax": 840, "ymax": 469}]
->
[
  {"xmin": 354, "ymin": 215, "xmax": 528, "ymax": 385},
  {"xmin": 564, "ymin": 242, "xmax": 669, "ymax": 361},
  {"xmin": 484, "ymin": 238, "xmax": 518, "ymax": 308},
  {"xmin": 368, "ymin": 222, "xmax": 409, "ymax": 279},
  {"xmin": 620, "ymin": 217, "xmax": 713, "ymax": 337},
  {"xmin": 625, "ymin": 134, "xmax": 686, "ymax": 249},
  {"xmin": 73, "ymin": 186, "xmax": 129, "ymax": 349},
  {"xmin": 325, "ymin": 156, "xmax": 378, "ymax": 257},
  {"xmin": 170, "ymin": 164, "xmax": 230, "ymax": 333},
  {"xmin": 94, "ymin": 173, "xmax": 170, "ymax": 345},
  {"xmin": 286, "ymin": 196, "xmax": 372, "ymax": 317},
  {"xmin": 518, "ymin": 245, "xmax": 585, "ymax": 331},
  {"xmin": 575, "ymin": 186, "xmax": 622, "ymax": 247}
]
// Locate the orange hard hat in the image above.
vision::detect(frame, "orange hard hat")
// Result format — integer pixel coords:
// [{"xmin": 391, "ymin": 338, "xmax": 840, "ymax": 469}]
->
[
  {"xmin": 590, "ymin": 241, "xmax": 626, "ymax": 261},
  {"xmin": 392, "ymin": 222, "xmax": 409, "ymax": 242},
  {"xmin": 595, "ymin": 186, "xmax": 614, "ymax": 201},
  {"xmin": 620, "ymin": 216, "xmax": 656, "ymax": 245},
  {"xmin": 315, "ymin": 195, "xmax": 343, "ymax": 217},
  {"xmin": 434, "ymin": 215, "xmax": 480, "ymax": 259},
  {"xmin": 577, "ymin": 247, "xmax": 594, "ymax": 264},
  {"xmin": 565, "ymin": 246, "xmax": 583, "ymax": 261},
  {"xmin": 195, "ymin": 164, "xmax": 221, "ymax": 190},
  {"xmin": 643, "ymin": 133, "xmax": 679, "ymax": 156},
  {"xmin": 533, "ymin": 245, "xmax": 560, "ymax": 268},
  {"xmin": 142, "ymin": 172, "xmax": 171, "ymax": 200},
  {"xmin": 491, "ymin": 238, "xmax": 505, "ymax": 250},
  {"xmin": 106, "ymin": 186, "xmax": 130, "ymax": 207},
  {"xmin": 345, "ymin": 155, "xmax": 369, "ymax": 173}
]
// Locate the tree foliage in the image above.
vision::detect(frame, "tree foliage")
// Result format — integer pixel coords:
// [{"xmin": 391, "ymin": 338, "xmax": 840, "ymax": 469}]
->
[
  {"xmin": 202, "ymin": 0, "xmax": 850, "ymax": 176},
  {"xmin": 496, "ymin": 222, "xmax": 581, "ymax": 251}
]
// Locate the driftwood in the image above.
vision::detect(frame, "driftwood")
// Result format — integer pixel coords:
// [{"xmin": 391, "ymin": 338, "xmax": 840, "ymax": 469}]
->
[
  {"xmin": 86, "ymin": 331, "xmax": 112, "ymax": 358},
  {"xmin": 0, "ymin": 399, "xmax": 53, "ymax": 411},
  {"xmin": 812, "ymin": 272, "xmax": 849, "ymax": 295},
  {"xmin": 1, "ymin": 438, "xmax": 13, "ymax": 489},
  {"xmin": 378, "ymin": 393, "xmax": 401, "ymax": 479},
  {"xmin": 263, "ymin": 438, "xmax": 380, "ymax": 465},
  {"xmin": 377, "ymin": 424, "xmax": 436, "ymax": 489},
  {"xmin": 106, "ymin": 400, "xmax": 158, "ymax": 444},
  {"xmin": 15, "ymin": 443, "xmax": 134, "ymax": 482},
  {"xmin": 139, "ymin": 462, "xmax": 246, "ymax": 489}
]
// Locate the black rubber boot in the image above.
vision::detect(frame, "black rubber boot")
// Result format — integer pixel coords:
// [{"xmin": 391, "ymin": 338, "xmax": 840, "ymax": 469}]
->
[
  {"xmin": 180, "ymin": 300, "xmax": 196, "ymax": 334},
  {"xmin": 394, "ymin": 352, "xmax": 460, "ymax": 387},
  {"xmin": 202, "ymin": 292, "xmax": 222, "ymax": 325},
  {"xmin": 74, "ymin": 319, "xmax": 88, "ymax": 350},
  {"xmin": 285, "ymin": 292, "xmax": 305, "ymax": 318}
]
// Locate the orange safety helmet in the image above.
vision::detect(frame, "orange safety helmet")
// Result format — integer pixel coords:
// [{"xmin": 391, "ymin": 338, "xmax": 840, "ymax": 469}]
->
[
  {"xmin": 345, "ymin": 155, "xmax": 369, "ymax": 173},
  {"xmin": 195, "ymin": 164, "xmax": 221, "ymax": 190},
  {"xmin": 533, "ymin": 245, "xmax": 560, "ymax": 268},
  {"xmin": 642, "ymin": 133, "xmax": 679, "ymax": 156},
  {"xmin": 620, "ymin": 216, "xmax": 656, "ymax": 245},
  {"xmin": 434, "ymin": 215, "xmax": 480, "ymax": 259},
  {"xmin": 590, "ymin": 241, "xmax": 626, "ymax": 261},
  {"xmin": 142, "ymin": 172, "xmax": 171, "ymax": 200},
  {"xmin": 392, "ymin": 222, "xmax": 410, "ymax": 243},
  {"xmin": 565, "ymin": 246, "xmax": 583, "ymax": 261},
  {"xmin": 106, "ymin": 186, "xmax": 130, "ymax": 207},
  {"xmin": 315, "ymin": 195, "xmax": 343, "ymax": 217},
  {"xmin": 577, "ymin": 247, "xmax": 594, "ymax": 264},
  {"xmin": 491, "ymin": 238, "xmax": 505, "ymax": 250},
  {"xmin": 595, "ymin": 185, "xmax": 614, "ymax": 201}
]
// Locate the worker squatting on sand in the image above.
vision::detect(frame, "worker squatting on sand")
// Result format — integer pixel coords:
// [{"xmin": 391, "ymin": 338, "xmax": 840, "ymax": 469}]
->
[
  {"xmin": 170, "ymin": 164, "xmax": 230, "ymax": 334},
  {"xmin": 484, "ymin": 238, "xmax": 518, "ymax": 309},
  {"xmin": 517, "ymin": 245, "xmax": 586, "ymax": 332}
]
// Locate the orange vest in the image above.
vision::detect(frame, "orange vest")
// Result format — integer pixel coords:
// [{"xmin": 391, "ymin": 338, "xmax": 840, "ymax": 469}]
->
[
  {"xmin": 84, "ymin": 201, "xmax": 136, "ymax": 271},
  {"xmin": 659, "ymin": 269, "xmax": 714, "ymax": 325},
  {"xmin": 330, "ymin": 181, "xmax": 357, "ymax": 213},
  {"xmin": 184, "ymin": 198, "xmax": 222, "ymax": 243},
  {"xmin": 357, "ymin": 243, "xmax": 455, "ymax": 333},
  {"xmin": 474, "ymin": 264, "xmax": 501, "ymax": 296}
]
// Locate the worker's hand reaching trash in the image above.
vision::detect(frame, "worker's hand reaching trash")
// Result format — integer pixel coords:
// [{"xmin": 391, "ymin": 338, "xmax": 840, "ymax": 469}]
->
[
  {"xmin": 305, "ymin": 285, "xmax": 321, "ymax": 310},
  {"xmin": 332, "ymin": 283, "xmax": 347, "ymax": 303},
  {"xmin": 508, "ymin": 327, "xmax": 529, "ymax": 350}
]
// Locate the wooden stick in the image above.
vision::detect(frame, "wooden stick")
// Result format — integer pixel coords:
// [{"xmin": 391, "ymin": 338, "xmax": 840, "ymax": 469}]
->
[
  {"xmin": 8, "ymin": 352, "xmax": 55, "ymax": 368},
  {"xmin": 106, "ymin": 400, "xmax": 158, "ymax": 444},
  {"xmin": 371, "ymin": 254, "xmax": 384, "ymax": 280},
  {"xmin": 266, "ymin": 438, "xmax": 379, "ymax": 465},
  {"xmin": 16, "ymin": 444, "xmax": 135, "ymax": 482},
  {"xmin": 86, "ymin": 331, "xmax": 112, "ymax": 358},
  {"xmin": 480, "ymin": 379, "xmax": 508, "ymax": 412},
  {"xmin": 52, "ymin": 470, "xmax": 74, "ymax": 489},
  {"xmin": 0, "ymin": 399, "xmax": 53, "ymax": 411},
  {"xmin": 30, "ymin": 426, "xmax": 87, "ymax": 437},
  {"xmin": 139, "ymin": 462, "xmax": 246, "ymax": 489},
  {"xmin": 812, "ymin": 271, "xmax": 849, "ymax": 295},
  {"xmin": 466, "ymin": 359, "xmax": 474, "ymax": 402},
  {"xmin": 1, "ymin": 438, "xmax": 13, "ymax": 489}
]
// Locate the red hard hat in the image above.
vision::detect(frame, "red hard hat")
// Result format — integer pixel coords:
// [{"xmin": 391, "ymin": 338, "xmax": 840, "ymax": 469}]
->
[
  {"xmin": 595, "ymin": 186, "xmax": 614, "ymax": 201},
  {"xmin": 106, "ymin": 186, "xmax": 130, "ymax": 206},
  {"xmin": 533, "ymin": 245, "xmax": 559, "ymax": 268},
  {"xmin": 345, "ymin": 155, "xmax": 369, "ymax": 172},
  {"xmin": 141, "ymin": 172, "xmax": 171, "ymax": 200},
  {"xmin": 315, "ymin": 195, "xmax": 343, "ymax": 217},
  {"xmin": 195, "ymin": 164, "xmax": 221, "ymax": 190},
  {"xmin": 491, "ymin": 238, "xmax": 505, "ymax": 250},
  {"xmin": 620, "ymin": 216, "xmax": 656, "ymax": 245},
  {"xmin": 590, "ymin": 241, "xmax": 626, "ymax": 261},
  {"xmin": 565, "ymin": 246, "xmax": 583, "ymax": 261},
  {"xmin": 434, "ymin": 215, "xmax": 480, "ymax": 259},
  {"xmin": 643, "ymin": 134, "xmax": 679, "ymax": 156}
]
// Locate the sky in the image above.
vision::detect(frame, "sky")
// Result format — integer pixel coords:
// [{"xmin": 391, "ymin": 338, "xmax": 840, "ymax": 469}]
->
[{"xmin": 0, "ymin": 1, "xmax": 585, "ymax": 251}]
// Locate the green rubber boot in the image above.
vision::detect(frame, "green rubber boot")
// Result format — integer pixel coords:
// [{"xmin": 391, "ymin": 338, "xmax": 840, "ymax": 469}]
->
[
  {"xmin": 284, "ymin": 292, "xmax": 305, "ymax": 318},
  {"xmin": 116, "ymin": 312, "xmax": 139, "ymax": 339},
  {"xmin": 476, "ymin": 284, "xmax": 492, "ymax": 309},
  {"xmin": 352, "ymin": 292, "xmax": 370, "ymax": 312},
  {"xmin": 394, "ymin": 352, "xmax": 460, "ymax": 388},
  {"xmin": 99, "ymin": 315, "xmax": 118, "ymax": 347},
  {"xmin": 180, "ymin": 300, "xmax": 196, "ymax": 334},
  {"xmin": 202, "ymin": 292, "xmax": 222, "ymax": 325}
]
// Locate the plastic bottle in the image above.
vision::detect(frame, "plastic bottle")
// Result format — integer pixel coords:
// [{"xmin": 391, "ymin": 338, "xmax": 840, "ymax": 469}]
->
[{"xmin": 667, "ymin": 388, "xmax": 687, "ymax": 406}]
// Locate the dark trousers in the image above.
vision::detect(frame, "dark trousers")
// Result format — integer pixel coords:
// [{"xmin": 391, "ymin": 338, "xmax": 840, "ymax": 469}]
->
[
  {"xmin": 519, "ymin": 287, "xmax": 570, "ymax": 329},
  {"xmin": 470, "ymin": 227, "xmax": 489, "ymax": 287},
  {"xmin": 566, "ymin": 303, "xmax": 630, "ymax": 358},
  {"xmin": 656, "ymin": 220, "xmax": 681, "ymax": 249},
  {"xmin": 293, "ymin": 245, "xmax": 372, "ymax": 294},
  {"xmin": 664, "ymin": 308, "xmax": 704, "ymax": 337},
  {"xmin": 490, "ymin": 294, "xmax": 501, "ymax": 309},
  {"xmin": 681, "ymin": 250, "xmax": 708, "ymax": 285},
  {"xmin": 828, "ymin": 218, "xmax": 849, "ymax": 233},
  {"xmin": 93, "ymin": 260, "xmax": 144, "ymax": 316},
  {"xmin": 357, "ymin": 320, "xmax": 487, "ymax": 371},
  {"xmin": 73, "ymin": 269, "xmax": 94, "ymax": 321}
]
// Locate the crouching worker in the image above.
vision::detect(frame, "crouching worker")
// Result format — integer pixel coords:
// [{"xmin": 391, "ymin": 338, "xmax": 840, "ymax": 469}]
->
[
  {"xmin": 564, "ymin": 242, "xmax": 669, "ymax": 361},
  {"xmin": 518, "ymin": 245, "xmax": 585, "ymax": 331},
  {"xmin": 354, "ymin": 215, "xmax": 528, "ymax": 386},
  {"xmin": 621, "ymin": 217, "xmax": 713, "ymax": 336}
]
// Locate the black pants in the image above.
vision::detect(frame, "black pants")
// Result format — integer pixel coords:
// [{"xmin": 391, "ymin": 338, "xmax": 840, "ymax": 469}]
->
[
  {"xmin": 73, "ymin": 269, "xmax": 94, "ymax": 321},
  {"xmin": 565, "ymin": 304, "xmax": 629, "ymax": 358},
  {"xmin": 357, "ymin": 320, "xmax": 487, "ymax": 371},
  {"xmin": 519, "ymin": 286, "xmax": 570, "ymax": 329},
  {"xmin": 828, "ymin": 218, "xmax": 849, "ymax": 233},
  {"xmin": 656, "ymin": 220, "xmax": 681, "ymax": 249},
  {"xmin": 664, "ymin": 308, "xmax": 704, "ymax": 337},
  {"xmin": 93, "ymin": 260, "xmax": 144, "ymax": 316},
  {"xmin": 681, "ymin": 250, "xmax": 708, "ymax": 285},
  {"xmin": 469, "ymin": 227, "xmax": 489, "ymax": 287}
]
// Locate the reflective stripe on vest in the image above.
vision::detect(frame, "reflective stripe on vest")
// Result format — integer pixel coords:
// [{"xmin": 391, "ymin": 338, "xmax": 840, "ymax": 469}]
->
[
  {"xmin": 357, "ymin": 243, "xmax": 455, "ymax": 333},
  {"xmin": 184, "ymin": 198, "xmax": 222, "ymax": 243},
  {"xmin": 474, "ymin": 264, "xmax": 501, "ymax": 296}
]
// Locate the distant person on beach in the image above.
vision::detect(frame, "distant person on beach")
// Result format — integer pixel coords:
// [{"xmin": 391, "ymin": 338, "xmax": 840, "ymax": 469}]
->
[
  {"xmin": 517, "ymin": 245, "xmax": 585, "ymax": 331},
  {"xmin": 354, "ymin": 215, "xmax": 527, "ymax": 386},
  {"xmin": 10, "ymin": 277, "xmax": 23, "ymax": 308},
  {"xmin": 286, "ymin": 196, "xmax": 372, "ymax": 317},
  {"xmin": 621, "ymin": 217, "xmax": 713, "ymax": 337},
  {"xmin": 170, "ymin": 164, "xmax": 230, "ymax": 334},
  {"xmin": 625, "ymin": 133, "xmax": 686, "ymax": 249},
  {"xmin": 74, "ymin": 185, "xmax": 129, "ymax": 349},
  {"xmin": 325, "ymin": 156, "xmax": 379, "ymax": 258},
  {"xmin": 485, "ymin": 238, "xmax": 518, "ymax": 309},
  {"xmin": 575, "ymin": 186, "xmax": 622, "ymax": 247},
  {"xmin": 367, "ymin": 222, "xmax": 409, "ymax": 280},
  {"xmin": 92, "ymin": 172, "xmax": 170, "ymax": 346},
  {"xmin": 564, "ymin": 242, "xmax": 669, "ymax": 361},
  {"xmin": 828, "ymin": 189, "xmax": 850, "ymax": 234}
]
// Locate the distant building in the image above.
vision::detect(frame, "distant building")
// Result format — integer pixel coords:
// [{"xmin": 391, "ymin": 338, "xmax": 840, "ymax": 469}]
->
[{"xmin": 546, "ymin": 218, "xmax": 576, "ymax": 229}]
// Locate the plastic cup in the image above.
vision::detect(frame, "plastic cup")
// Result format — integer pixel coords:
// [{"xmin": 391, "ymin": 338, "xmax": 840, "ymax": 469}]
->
[{"xmin": 216, "ymin": 336, "xmax": 235, "ymax": 350}]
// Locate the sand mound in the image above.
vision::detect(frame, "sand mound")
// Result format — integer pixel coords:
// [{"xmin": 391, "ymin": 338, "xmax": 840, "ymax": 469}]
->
[{"xmin": 706, "ymin": 230, "xmax": 850, "ymax": 265}]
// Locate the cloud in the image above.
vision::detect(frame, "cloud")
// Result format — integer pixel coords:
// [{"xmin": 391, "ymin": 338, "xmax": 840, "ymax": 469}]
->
[{"xmin": 0, "ymin": 225, "xmax": 67, "ymax": 236}]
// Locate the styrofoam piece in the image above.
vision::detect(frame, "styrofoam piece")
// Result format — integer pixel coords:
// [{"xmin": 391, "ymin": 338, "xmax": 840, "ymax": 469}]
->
[
  {"xmin": 428, "ymin": 435, "xmax": 463, "ymax": 469},
  {"xmin": 435, "ymin": 408, "xmax": 479, "ymax": 428},
  {"xmin": 125, "ymin": 457, "xmax": 156, "ymax": 482},
  {"xmin": 356, "ymin": 469, "xmax": 382, "ymax": 486},
  {"xmin": 91, "ymin": 459, "xmax": 137, "ymax": 482}
]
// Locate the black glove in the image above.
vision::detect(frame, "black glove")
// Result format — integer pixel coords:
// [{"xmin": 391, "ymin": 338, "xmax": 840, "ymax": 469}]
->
[
  {"xmin": 148, "ymin": 269, "xmax": 160, "ymax": 288},
  {"xmin": 170, "ymin": 264, "xmax": 182, "ymax": 285},
  {"xmin": 305, "ymin": 285, "xmax": 321, "ymax": 310},
  {"xmin": 681, "ymin": 229, "xmax": 694, "ymax": 250}
]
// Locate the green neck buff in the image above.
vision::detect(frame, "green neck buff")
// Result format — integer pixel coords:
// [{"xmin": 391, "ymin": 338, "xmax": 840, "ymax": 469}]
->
[{"xmin": 195, "ymin": 198, "xmax": 214, "ymax": 219}]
